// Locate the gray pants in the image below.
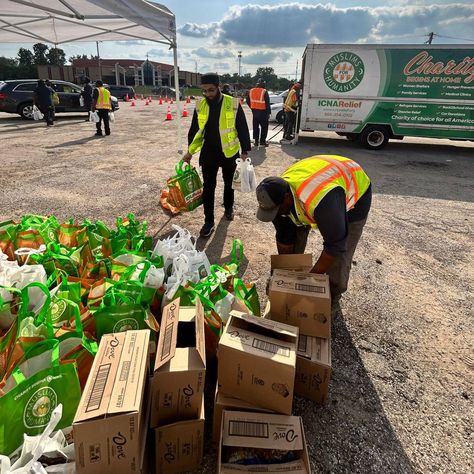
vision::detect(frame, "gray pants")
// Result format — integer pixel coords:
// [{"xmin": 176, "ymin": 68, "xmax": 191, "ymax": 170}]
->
[{"xmin": 294, "ymin": 218, "xmax": 367, "ymax": 301}]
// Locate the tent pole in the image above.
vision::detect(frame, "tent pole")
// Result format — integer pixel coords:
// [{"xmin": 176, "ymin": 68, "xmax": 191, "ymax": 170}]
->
[{"xmin": 172, "ymin": 44, "xmax": 182, "ymax": 154}]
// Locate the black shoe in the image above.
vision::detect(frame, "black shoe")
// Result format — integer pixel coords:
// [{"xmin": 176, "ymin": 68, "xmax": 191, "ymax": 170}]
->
[
  {"xmin": 95, "ymin": 132, "xmax": 103, "ymax": 136},
  {"xmin": 225, "ymin": 208, "xmax": 234, "ymax": 221},
  {"xmin": 260, "ymin": 142, "xmax": 269, "ymax": 147},
  {"xmin": 200, "ymin": 222, "xmax": 215, "ymax": 238},
  {"xmin": 254, "ymin": 139, "xmax": 259, "ymax": 147},
  {"xmin": 105, "ymin": 131, "xmax": 111, "ymax": 136}
]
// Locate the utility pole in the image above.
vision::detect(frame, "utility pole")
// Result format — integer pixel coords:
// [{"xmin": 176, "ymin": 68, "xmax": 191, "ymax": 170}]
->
[
  {"xmin": 96, "ymin": 41, "xmax": 102, "ymax": 81},
  {"xmin": 238, "ymin": 51, "xmax": 242, "ymax": 76},
  {"xmin": 295, "ymin": 60, "xmax": 298, "ymax": 81},
  {"xmin": 425, "ymin": 32, "xmax": 435, "ymax": 44}
]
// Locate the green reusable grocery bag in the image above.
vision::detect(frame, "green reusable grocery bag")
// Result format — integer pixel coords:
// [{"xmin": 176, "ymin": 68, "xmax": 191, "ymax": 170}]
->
[
  {"xmin": 0, "ymin": 339, "xmax": 81, "ymax": 456},
  {"xmin": 167, "ymin": 161, "xmax": 203, "ymax": 212},
  {"xmin": 233, "ymin": 278, "xmax": 261, "ymax": 316}
]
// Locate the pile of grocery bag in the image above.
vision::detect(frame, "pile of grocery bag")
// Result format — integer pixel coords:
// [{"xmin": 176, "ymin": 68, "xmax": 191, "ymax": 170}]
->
[{"xmin": 0, "ymin": 214, "xmax": 259, "ymax": 470}]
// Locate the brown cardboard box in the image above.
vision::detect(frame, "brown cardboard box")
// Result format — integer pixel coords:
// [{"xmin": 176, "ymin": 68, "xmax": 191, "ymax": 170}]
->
[
  {"xmin": 268, "ymin": 269, "xmax": 331, "ymax": 338},
  {"xmin": 154, "ymin": 398, "xmax": 205, "ymax": 474},
  {"xmin": 295, "ymin": 334, "xmax": 332, "ymax": 404},
  {"xmin": 73, "ymin": 330, "xmax": 150, "ymax": 474},
  {"xmin": 270, "ymin": 254, "xmax": 313, "ymax": 272},
  {"xmin": 217, "ymin": 311, "xmax": 298, "ymax": 415},
  {"xmin": 150, "ymin": 298, "xmax": 206, "ymax": 428},
  {"xmin": 213, "ymin": 388, "xmax": 274, "ymax": 444},
  {"xmin": 218, "ymin": 410, "xmax": 311, "ymax": 473}
]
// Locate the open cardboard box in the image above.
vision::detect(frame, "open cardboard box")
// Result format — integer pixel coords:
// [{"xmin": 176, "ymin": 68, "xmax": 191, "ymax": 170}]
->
[
  {"xmin": 270, "ymin": 254, "xmax": 313, "ymax": 273},
  {"xmin": 73, "ymin": 330, "xmax": 150, "ymax": 474},
  {"xmin": 295, "ymin": 334, "xmax": 332, "ymax": 404},
  {"xmin": 213, "ymin": 387, "xmax": 274, "ymax": 444},
  {"xmin": 218, "ymin": 410, "xmax": 311, "ymax": 473},
  {"xmin": 268, "ymin": 269, "xmax": 331, "ymax": 338},
  {"xmin": 217, "ymin": 311, "xmax": 298, "ymax": 415},
  {"xmin": 154, "ymin": 398, "xmax": 205, "ymax": 474},
  {"xmin": 150, "ymin": 298, "xmax": 206, "ymax": 428}
]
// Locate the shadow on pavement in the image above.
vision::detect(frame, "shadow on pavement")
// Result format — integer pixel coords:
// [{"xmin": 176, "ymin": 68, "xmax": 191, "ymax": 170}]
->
[
  {"xmin": 273, "ymin": 134, "xmax": 474, "ymax": 203},
  {"xmin": 45, "ymin": 135, "xmax": 101, "ymax": 148}
]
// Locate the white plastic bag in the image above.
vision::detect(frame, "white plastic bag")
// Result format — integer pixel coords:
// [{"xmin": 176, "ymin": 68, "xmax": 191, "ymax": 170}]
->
[
  {"xmin": 32, "ymin": 106, "xmax": 43, "ymax": 121},
  {"xmin": 109, "ymin": 111, "xmax": 115, "ymax": 123},
  {"xmin": 89, "ymin": 111, "xmax": 99, "ymax": 123},
  {"xmin": 234, "ymin": 158, "xmax": 257, "ymax": 193},
  {"xmin": 79, "ymin": 95, "xmax": 84, "ymax": 107},
  {"xmin": 0, "ymin": 405, "xmax": 73, "ymax": 474}
]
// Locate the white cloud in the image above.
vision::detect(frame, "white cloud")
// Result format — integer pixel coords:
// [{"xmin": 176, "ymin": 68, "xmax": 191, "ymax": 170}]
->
[
  {"xmin": 178, "ymin": 3, "xmax": 474, "ymax": 47},
  {"xmin": 191, "ymin": 47, "xmax": 232, "ymax": 59},
  {"xmin": 244, "ymin": 51, "xmax": 292, "ymax": 65},
  {"xmin": 147, "ymin": 48, "xmax": 173, "ymax": 58}
]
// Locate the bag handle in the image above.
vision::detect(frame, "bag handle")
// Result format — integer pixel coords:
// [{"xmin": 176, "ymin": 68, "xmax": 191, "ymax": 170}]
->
[
  {"xmin": 175, "ymin": 159, "xmax": 192, "ymax": 176},
  {"xmin": 232, "ymin": 278, "xmax": 254, "ymax": 314},
  {"xmin": 12, "ymin": 338, "xmax": 61, "ymax": 384},
  {"xmin": 20, "ymin": 282, "xmax": 52, "ymax": 329},
  {"xmin": 230, "ymin": 239, "xmax": 245, "ymax": 267}
]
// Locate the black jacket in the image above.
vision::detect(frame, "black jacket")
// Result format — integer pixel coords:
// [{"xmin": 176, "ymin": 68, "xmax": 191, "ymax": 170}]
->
[
  {"xmin": 188, "ymin": 94, "xmax": 251, "ymax": 167},
  {"xmin": 81, "ymin": 83, "xmax": 93, "ymax": 107},
  {"xmin": 34, "ymin": 85, "xmax": 54, "ymax": 108}
]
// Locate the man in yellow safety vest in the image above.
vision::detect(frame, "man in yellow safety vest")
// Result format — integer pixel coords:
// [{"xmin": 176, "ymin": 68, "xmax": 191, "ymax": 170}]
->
[
  {"xmin": 183, "ymin": 73, "xmax": 251, "ymax": 238},
  {"xmin": 256, "ymin": 155, "xmax": 372, "ymax": 308},
  {"xmin": 92, "ymin": 80, "xmax": 112, "ymax": 136}
]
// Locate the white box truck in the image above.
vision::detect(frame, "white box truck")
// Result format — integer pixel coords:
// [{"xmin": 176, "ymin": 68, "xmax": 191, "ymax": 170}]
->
[{"xmin": 299, "ymin": 44, "xmax": 474, "ymax": 149}]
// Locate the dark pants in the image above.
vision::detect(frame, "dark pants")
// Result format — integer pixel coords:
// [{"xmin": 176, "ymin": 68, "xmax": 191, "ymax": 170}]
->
[
  {"xmin": 274, "ymin": 217, "xmax": 368, "ymax": 302},
  {"xmin": 39, "ymin": 105, "xmax": 54, "ymax": 126},
  {"xmin": 252, "ymin": 110, "xmax": 269, "ymax": 144},
  {"xmin": 283, "ymin": 111, "xmax": 296, "ymax": 139},
  {"xmin": 96, "ymin": 109, "xmax": 110, "ymax": 135},
  {"xmin": 201, "ymin": 161, "xmax": 237, "ymax": 224}
]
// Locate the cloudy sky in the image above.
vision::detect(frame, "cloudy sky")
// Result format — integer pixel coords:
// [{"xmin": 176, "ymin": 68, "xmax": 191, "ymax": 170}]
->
[{"xmin": 1, "ymin": 0, "xmax": 473, "ymax": 78}]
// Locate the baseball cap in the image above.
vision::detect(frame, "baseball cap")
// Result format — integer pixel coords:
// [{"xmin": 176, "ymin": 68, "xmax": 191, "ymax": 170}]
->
[{"xmin": 255, "ymin": 177, "xmax": 289, "ymax": 222}]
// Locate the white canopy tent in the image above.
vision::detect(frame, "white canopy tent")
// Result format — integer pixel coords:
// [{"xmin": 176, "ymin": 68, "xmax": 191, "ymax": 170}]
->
[{"xmin": 0, "ymin": 0, "xmax": 183, "ymax": 149}]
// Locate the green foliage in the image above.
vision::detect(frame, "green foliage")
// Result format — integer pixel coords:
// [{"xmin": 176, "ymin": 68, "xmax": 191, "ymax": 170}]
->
[
  {"xmin": 33, "ymin": 43, "xmax": 48, "ymax": 65},
  {"xmin": 46, "ymin": 47, "xmax": 66, "ymax": 66}
]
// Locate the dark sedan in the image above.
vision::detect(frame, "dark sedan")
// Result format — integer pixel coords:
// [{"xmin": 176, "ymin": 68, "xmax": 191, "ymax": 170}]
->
[{"xmin": 0, "ymin": 79, "xmax": 119, "ymax": 119}]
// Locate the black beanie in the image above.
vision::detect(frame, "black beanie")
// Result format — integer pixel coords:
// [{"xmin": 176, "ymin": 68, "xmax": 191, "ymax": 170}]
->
[{"xmin": 201, "ymin": 73, "xmax": 219, "ymax": 86}]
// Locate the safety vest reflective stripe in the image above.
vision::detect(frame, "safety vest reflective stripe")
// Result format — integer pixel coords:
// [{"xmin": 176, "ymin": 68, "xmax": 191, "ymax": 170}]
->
[{"xmin": 249, "ymin": 88, "xmax": 266, "ymax": 109}]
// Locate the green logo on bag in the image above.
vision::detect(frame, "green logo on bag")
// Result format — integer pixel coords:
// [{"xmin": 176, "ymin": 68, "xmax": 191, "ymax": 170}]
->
[
  {"xmin": 24, "ymin": 387, "xmax": 58, "ymax": 428},
  {"xmin": 324, "ymin": 52, "xmax": 364, "ymax": 92},
  {"xmin": 113, "ymin": 318, "xmax": 139, "ymax": 333},
  {"xmin": 51, "ymin": 299, "xmax": 67, "ymax": 322}
]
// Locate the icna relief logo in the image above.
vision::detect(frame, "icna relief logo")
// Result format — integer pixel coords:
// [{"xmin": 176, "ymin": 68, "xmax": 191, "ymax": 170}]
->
[
  {"xmin": 113, "ymin": 317, "xmax": 139, "ymax": 332},
  {"xmin": 24, "ymin": 386, "xmax": 58, "ymax": 428},
  {"xmin": 324, "ymin": 52, "xmax": 365, "ymax": 92}
]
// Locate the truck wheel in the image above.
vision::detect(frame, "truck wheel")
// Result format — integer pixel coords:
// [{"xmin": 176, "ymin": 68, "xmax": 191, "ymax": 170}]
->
[
  {"xmin": 19, "ymin": 103, "xmax": 34, "ymax": 120},
  {"xmin": 276, "ymin": 110, "xmax": 285, "ymax": 124},
  {"xmin": 360, "ymin": 126, "xmax": 389, "ymax": 150}
]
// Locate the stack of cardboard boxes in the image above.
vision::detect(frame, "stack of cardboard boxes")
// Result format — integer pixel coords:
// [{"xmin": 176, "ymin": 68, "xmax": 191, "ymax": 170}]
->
[
  {"xmin": 150, "ymin": 299, "xmax": 207, "ymax": 474},
  {"xmin": 268, "ymin": 254, "xmax": 332, "ymax": 405}
]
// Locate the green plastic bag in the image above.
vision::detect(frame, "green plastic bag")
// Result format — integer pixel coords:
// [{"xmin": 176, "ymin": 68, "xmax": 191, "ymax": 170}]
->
[
  {"xmin": 166, "ymin": 161, "xmax": 203, "ymax": 212},
  {"xmin": 0, "ymin": 339, "xmax": 81, "ymax": 456},
  {"xmin": 233, "ymin": 278, "xmax": 261, "ymax": 316}
]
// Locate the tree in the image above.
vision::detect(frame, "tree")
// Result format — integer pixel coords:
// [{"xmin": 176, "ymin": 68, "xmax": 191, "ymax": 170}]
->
[
  {"xmin": 254, "ymin": 67, "xmax": 278, "ymax": 90},
  {"xmin": 17, "ymin": 48, "xmax": 34, "ymax": 66},
  {"xmin": 33, "ymin": 43, "xmax": 48, "ymax": 64},
  {"xmin": 46, "ymin": 47, "xmax": 66, "ymax": 66},
  {"xmin": 69, "ymin": 54, "xmax": 88, "ymax": 64},
  {"xmin": 0, "ymin": 57, "xmax": 18, "ymax": 80}
]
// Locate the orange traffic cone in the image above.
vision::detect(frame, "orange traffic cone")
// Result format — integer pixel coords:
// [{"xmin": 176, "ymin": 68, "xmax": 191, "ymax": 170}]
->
[
  {"xmin": 165, "ymin": 96, "xmax": 168, "ymax": 103},
  {"xmin": 159, "ymin": 96, "xmax": 163, "ymax": 105},
  {"xmin": 145, "ymin": 99, "xmax": 149, "ymax": 105},
  {"xmin": 170, "ymin": 98, "xmax": 174, "ymax": 105},
  {"xmin": 186, "ymin": 96, "xmax": 190, "ymax": 103},
  {"xmin": 140, "ymin": 94, "xmax": 144, "ymax": 100},
  {"xmin": 182, "ymin": 104, "xmax": 188, "ymax": 117},
  {"xmin": 131, "ymin": 100, "xmax": 135, "ymax": 107},
  {"xmin": 148, "ymin": 96, "xmax": 152, "ymax": 102},
  {"xmin": 165, "ymin": 105, "xmax": 173, "ymax": 120},
  {"xmin": 134, "ymin": 95, "xmax": 137, "ymax": 100},
  {"xmin": 125, "ymin": 94, "xmax": 129, "ymax": 102}
]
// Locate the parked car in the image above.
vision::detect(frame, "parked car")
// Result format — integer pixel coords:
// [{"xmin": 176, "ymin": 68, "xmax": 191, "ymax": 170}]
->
[
  {"xmin": 269, "ymin": 90, "xmax": 288, "ymax": 104},
  {"xmin": 104, "ymin": 84, "xmax": 135, "ymax": 100},
  {"xmin": 270, "ymin": 102, "xmax": 285, "ymax": 124},
  {"xmin": 0, "ymin": 79, "xmax": 119, "ymax": 120},
  {"xmin": 151, "ymin": 85, "xmax": 184, "ymax": 100}
]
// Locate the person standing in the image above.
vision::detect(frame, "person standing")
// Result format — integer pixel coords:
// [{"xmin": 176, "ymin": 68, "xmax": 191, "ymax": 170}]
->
[
  {"xmin": 281, "ymin": 82, "xmax": 301, "ymax": 142},
  {"xmin": 92, "ymin": 80, "xmax": 112, "ymax": 136},
  {"xmin": 81, "ymin": 77, "xmax": 93, "ymax": 121},
  {"xmin": 221, "ymin": 83, "xmax": 232, "ymax": 96},
  {"xmin": 33, "ymin": 79, "xmax": 54, "ymax": 126},
  {"xmin": 246, "ymin": 79, "xmax": 271, "ymax": 147},
  {"xmin": 183, "ymin": 73, "xmax": 251, "ymax": 238},
  {"xmin": 255, "ymin": 155, "xmax": 372, "ymax": 308}
]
